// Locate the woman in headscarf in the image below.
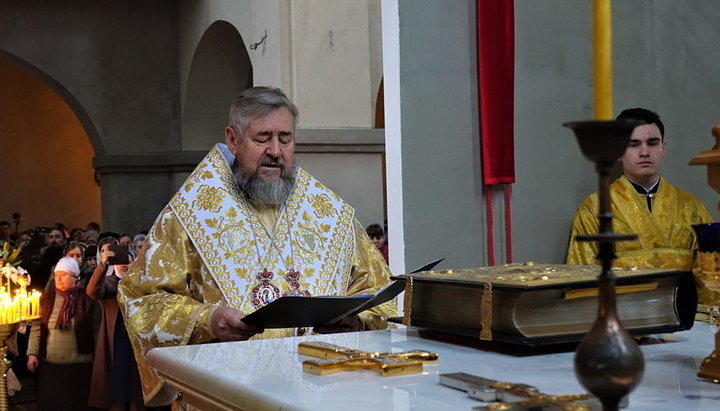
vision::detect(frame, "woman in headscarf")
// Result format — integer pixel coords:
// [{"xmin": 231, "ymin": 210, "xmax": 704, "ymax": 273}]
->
[
  {"xmin": 44, "ymin": 241, "xmax": 86, "ymax": 292},
  {"xmin": 26, "ymin": 257, "xmax": 95, "ymax": 410},
  {"xmin": 86, "ymin": 237, "xmax": 145, "ymax": 410}
]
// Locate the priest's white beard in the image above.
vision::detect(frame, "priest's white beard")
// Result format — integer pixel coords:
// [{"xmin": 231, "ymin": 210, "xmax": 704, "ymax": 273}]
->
[{"xmin": 233, "ymin": 156, "xmax": 296, "ymax": 205}]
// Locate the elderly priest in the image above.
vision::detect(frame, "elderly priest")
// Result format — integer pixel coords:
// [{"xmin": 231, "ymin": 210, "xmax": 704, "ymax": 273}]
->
[{"xmin": 118, "ymin": 86, "xmax": 396, "ymax": 406}]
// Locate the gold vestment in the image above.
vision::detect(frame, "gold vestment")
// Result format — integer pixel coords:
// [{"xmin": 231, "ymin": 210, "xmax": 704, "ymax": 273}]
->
[
  {"xmin": 118, "ymin": 145, "xmax": 396, "ymax": 405},
  {"xmin": 566, "ymin": 176, "xmax": 715, "ymax": 303}
]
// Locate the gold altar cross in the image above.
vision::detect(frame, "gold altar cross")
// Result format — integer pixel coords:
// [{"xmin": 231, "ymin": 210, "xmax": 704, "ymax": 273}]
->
[
  {"xmin": 441, "ymin": 373, "xmax": 602, "ymax": 410},
  {"xmin": 298, "ymin": 341, "xmax": 438, "ymax": 377}
]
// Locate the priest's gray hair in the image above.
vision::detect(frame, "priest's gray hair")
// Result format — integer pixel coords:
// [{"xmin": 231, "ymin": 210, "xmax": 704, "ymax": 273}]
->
[{"xmin": 228, "ymin": 86, "xmax": 299, "ymax": 140}]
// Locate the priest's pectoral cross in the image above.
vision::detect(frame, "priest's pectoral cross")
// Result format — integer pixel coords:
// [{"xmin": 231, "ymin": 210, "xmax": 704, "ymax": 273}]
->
[
  {"xmin": 298, "ymin": 341, "xmax": 438, "ymax": 377},
  {"xmin": 440, "ymin": 372, "xmax": 605, "ymax": 410}
]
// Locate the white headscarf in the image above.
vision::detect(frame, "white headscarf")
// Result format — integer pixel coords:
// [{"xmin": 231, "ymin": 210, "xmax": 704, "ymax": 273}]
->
[{"xmin": 55, "ymin": 256, "xmax": 80, "ymax": 277}]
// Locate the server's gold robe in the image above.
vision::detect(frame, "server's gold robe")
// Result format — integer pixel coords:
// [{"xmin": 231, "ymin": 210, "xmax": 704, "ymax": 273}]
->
[
  {"xmin": 118, "ymin": 144, "xmax": 396, "ymax": 406},
  {"xmin": 566, "ymin": 176, "xmax": 715, "ymax": 302}
]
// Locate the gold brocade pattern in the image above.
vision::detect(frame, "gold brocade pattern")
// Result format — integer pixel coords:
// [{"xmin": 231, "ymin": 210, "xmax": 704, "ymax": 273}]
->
[
  {"xmin": 311, "ymin": 193, "xmax": 336, "ymax": 218},
  {"xmin": 566, "ymin": 176, "xmax": 716, "ymax": 303},
  {"xmin": 169, "ymin": 145, "xmax": 356, "ymax": 310},
  {"xmin": 118, "ymin": 144, "xmax": 397, "ymax": 406},
  {"xmin": 192, "ymin": 185, "xmax": 224, "ymax": 212}
]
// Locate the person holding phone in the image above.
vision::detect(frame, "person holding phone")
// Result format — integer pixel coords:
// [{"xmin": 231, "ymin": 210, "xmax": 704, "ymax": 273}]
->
[{"xmin": 86, "ymin": 239, "xmax": 144, "ymax": 410}]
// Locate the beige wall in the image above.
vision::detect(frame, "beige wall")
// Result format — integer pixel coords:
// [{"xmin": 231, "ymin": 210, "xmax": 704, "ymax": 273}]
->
[
  {"xmin": 178, "ymin": 0, "xmax": 383, "ymax": 129},
  {"xmin": 178, "ymin": 0, "xmax": 285, "ymax": 110},
  {"xmin": 290, "ymin": 0, "xmax": 377, "ymax": 127},
  {"xmin": 0, "ymin": 58, "xmax": 100, "ymax": 232}
]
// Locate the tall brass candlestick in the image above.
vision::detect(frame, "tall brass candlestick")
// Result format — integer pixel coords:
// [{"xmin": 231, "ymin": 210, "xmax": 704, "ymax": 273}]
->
[
  {"xmin": 565, "ymin": 119, "xmax": 645, "ymax": 411},
  {"xmin": 689, "ymin": 124, "xmax": 720, "ymax": 382},
  {"xmin": 0, "ymin": 323, "xmax": 15, "ymax": 411}
]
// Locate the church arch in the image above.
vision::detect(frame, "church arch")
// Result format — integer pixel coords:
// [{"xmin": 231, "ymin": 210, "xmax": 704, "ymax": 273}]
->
[
  {"xmin": 182, "ymin": 20, "xmax": 253, "ymax": 151},
  {"xmin": 0, "ymin": 51, "xmax": 103, "ymax": 155},
  {"xmin": 0, "ymin": 52, "xmax": 101, "ymax": 231}
]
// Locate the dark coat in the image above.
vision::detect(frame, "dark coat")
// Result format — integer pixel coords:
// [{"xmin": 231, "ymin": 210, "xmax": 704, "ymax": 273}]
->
[
  {"xmin": 38, "ymin": 286, "xmax": 95, "ymax": 360},
  {"xmin": 86, "ymin": 264, "xmax": 143, "ymax": 408}
]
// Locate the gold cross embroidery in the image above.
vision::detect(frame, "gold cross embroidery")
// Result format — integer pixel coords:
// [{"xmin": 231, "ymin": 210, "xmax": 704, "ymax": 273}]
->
[{"xmin": 298, "ymin": 341, "xmax": 438, "ymax": 377}]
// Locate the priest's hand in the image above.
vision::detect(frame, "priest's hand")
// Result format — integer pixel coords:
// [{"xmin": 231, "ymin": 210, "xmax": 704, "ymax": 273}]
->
[
  {"xmin": 211, "ymin": 306, "xmax": 263, "ymax": 341},
  {"xmin": 313, "ymin": 315, "xmax": 364, "ymax": 334}
]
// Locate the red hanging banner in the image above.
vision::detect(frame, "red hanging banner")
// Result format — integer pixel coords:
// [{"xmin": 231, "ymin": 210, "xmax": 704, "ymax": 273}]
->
[{"xmin": 477, "ymin": 0, "xmax": 515, "ymax": 184}]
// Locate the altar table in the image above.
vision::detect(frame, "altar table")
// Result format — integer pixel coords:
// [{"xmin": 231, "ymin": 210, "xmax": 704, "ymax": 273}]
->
[{"xmin": 147, "ymin": 322, "xmax": 720, "ymax": 410}]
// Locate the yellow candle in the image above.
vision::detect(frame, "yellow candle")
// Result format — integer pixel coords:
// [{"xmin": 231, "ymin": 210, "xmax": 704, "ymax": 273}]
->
[
  {"xmin": 593, "ymin": 0, "xmax": 613, "ymax": 120},
  {"xmin": 32, "ymin": 292, "xmax": 40, "ymax": 317}
]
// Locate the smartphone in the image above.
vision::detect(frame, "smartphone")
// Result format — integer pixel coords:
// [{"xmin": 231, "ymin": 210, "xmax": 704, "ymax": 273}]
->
[{"xmin": 107, "ymin": 245, "xmax": 130, "ymax": 265}]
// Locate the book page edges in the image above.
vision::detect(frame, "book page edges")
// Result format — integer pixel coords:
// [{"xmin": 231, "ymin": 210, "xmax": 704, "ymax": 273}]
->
[{"xmin": 564, "ymin": 281, "xmax": 658, "ymax": 300}]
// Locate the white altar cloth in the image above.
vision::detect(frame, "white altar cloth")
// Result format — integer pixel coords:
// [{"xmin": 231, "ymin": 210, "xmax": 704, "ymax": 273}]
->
[{"xmin": 147, "ymin": 322, "xmax": 720, "ymax": 410}]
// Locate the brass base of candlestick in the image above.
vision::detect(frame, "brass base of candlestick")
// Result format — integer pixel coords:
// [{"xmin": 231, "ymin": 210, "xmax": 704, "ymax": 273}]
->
[
  {"xmin": 698, "ymin": 332, "xmax": 720, "ymax": 383},
  {"xmin": 695, "ymin": 251, "xmax": 720, "ymax": 383},
  {"xmin": 0, "ymin": 323, "xmax": 16, "ymax": 411}
]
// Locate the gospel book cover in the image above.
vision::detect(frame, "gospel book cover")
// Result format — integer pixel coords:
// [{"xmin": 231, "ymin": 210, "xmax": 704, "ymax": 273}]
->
[{"xmin": 392, "ymin": 262, "xmax": 697, "ymax": 344}]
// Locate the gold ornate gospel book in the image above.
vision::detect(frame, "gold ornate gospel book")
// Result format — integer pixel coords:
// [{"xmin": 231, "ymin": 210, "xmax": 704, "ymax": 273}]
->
[{"xmin": 393, "ymin": 262, "xmax": 696, "ymax": 344}]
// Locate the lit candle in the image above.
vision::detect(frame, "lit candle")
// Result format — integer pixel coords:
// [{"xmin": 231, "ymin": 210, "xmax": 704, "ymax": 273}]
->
[
  {"xmin": 0, "ymin": 301, "xmax": 6, "ymax": 325},
  {"xmin": 32, "ymin": 291, "xmax": 40, "ymax": 317},
  {"xmin": 593, "ymin": 0, "xmax": 613, "ymax": 120}
]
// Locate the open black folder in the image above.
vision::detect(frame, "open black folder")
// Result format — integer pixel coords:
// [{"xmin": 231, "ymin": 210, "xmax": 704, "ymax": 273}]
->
[{"xmin": 241, "ymin": 258, "xmax": 443, "ymax": 328}]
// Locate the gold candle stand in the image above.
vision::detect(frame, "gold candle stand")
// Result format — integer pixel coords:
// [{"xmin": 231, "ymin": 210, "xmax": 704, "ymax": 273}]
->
[
  {"xmin": 690, "ymin": 123, "xmax": 720, "ymax": 383},
  {"xmin": 0, "ymin": 323, "xmax": 16, "ymax": 411},
  {"xmin": 694, "ymin": 252, "xmax": 720, "ymax": 382},
  {"xmin": 0, "ymin": 318, "xmax": 40, "ymax": 411}
]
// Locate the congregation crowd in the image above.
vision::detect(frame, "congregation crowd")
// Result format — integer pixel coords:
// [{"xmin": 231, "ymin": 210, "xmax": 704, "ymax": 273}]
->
[
  {"xmin": 0, "ymin": 218, "xmax": 388, "ymax": 410},
  {"xmin": 0, "ymin": 220, "xmax": 152, "ymax": 410}
]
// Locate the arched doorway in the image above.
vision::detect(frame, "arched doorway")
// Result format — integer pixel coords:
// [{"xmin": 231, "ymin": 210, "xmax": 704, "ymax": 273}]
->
[
  {"xmin": 0, "ymin": 55, "xmax": 100, "ymax": 233},
  {"xmin": 182, "ymin": 20, "xmax": 253, "ymax": 151}
]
